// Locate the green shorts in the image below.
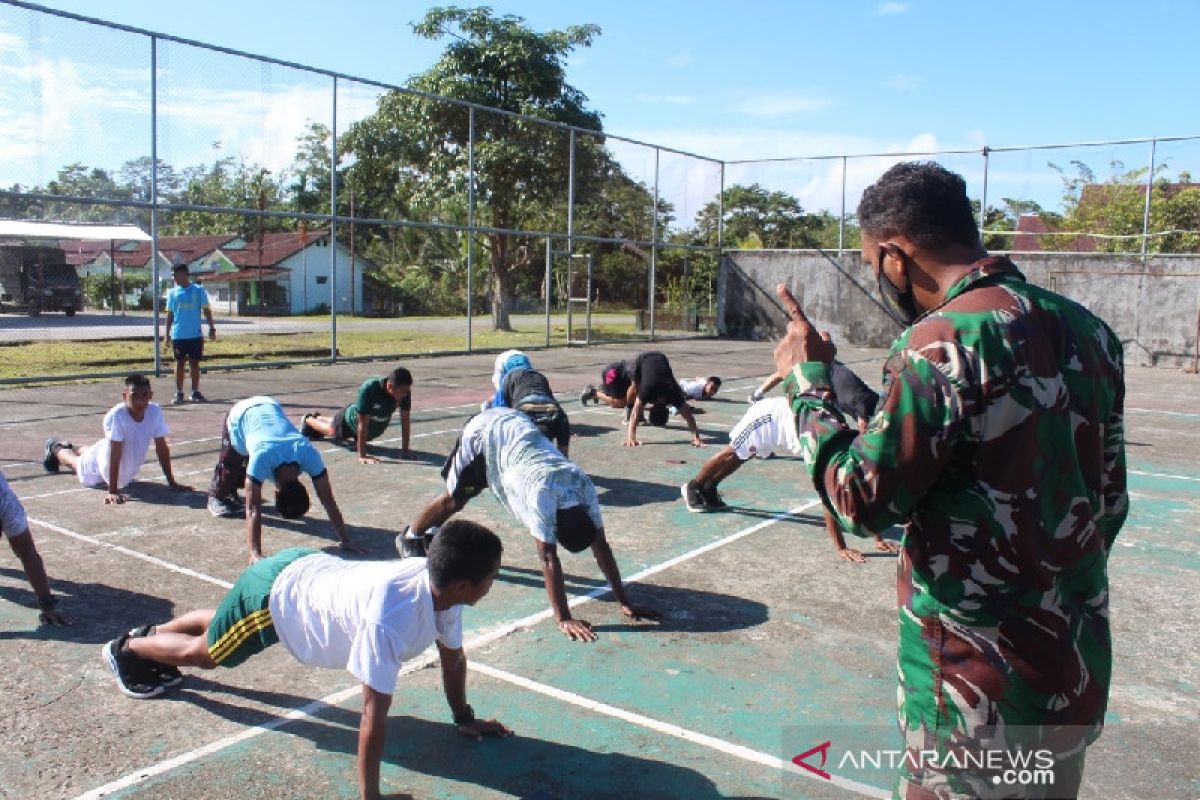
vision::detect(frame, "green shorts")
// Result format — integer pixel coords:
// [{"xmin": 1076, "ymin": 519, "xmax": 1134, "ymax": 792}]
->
[{"xmin": 207, "ymin": 547, "xmax": 318, "ymax": 667}]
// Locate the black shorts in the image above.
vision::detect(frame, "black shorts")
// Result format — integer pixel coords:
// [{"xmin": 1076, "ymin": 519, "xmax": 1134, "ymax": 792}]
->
[
  {"xmin": 520, "ymin": 402, "xmax": 571, "ymax": 449},
  {"xmin": 440, "ymin": 435, "xmax": 488, "ymax": 505},
  {"xmin": 172, "ymin": 338, "xmax": 203, "ymax": 362}
]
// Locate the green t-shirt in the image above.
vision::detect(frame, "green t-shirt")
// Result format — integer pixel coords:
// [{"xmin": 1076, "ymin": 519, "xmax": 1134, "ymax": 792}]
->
[{"xmin": 342, "ymin": 377, "xmax": 411, "ymax": 441}]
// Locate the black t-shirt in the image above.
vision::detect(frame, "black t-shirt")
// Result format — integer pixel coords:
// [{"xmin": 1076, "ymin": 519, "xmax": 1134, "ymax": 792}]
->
[
  {"xmin": 632, "ymin": 351, "xmax": 686, "ymax": 408},
  {"xmin": 830, "ymin": 360, "xmax": 879, "ymax": 421},
  {"xmin": 502, "ymin": 368, "xmax": 556, "ymax": 407},
  {"xmin": 600, "ymin": 360, "xmax": 632, "ymax": 396}
]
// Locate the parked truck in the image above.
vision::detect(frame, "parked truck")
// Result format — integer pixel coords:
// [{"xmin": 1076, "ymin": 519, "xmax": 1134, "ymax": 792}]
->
[{"xmin": 0, "ymin": 244, "xmax": 83, "ymax": 316}]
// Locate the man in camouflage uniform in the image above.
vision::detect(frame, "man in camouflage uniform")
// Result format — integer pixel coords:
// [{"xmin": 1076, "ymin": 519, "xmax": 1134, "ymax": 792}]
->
[{"xmin": 773, "ymin": 162, "xmax": 1127, "ymax": 798}]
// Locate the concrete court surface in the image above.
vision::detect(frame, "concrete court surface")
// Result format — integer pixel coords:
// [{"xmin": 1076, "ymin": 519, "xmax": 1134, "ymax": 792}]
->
[{"xmin": 0, "ymin": 338, "xmax": 1196, "ymax": 799}]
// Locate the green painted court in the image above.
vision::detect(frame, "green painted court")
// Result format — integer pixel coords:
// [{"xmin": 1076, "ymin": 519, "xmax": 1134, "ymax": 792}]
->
[{"xmin": 1, "ymin": 339, "xmax": 1196, "ymax": 799}]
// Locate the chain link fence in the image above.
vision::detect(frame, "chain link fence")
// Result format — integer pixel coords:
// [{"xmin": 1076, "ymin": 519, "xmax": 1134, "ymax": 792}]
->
[{"xmin": 1, "ymin": 0, "xmax": 1197, "ymax": 381}]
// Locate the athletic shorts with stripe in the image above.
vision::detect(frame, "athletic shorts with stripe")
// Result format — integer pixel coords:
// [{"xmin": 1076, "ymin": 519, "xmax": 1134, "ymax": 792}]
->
[
  {"xmin": 207, "ymin": 546, "xmax": 318, "ymax": 667},
  {"xmin": 440, "ymin": 427, "xmax": 488, "ymax": 505},
  {"xmin": 727, "ymin": 397, "xmax": 799, "ymax": 461}
]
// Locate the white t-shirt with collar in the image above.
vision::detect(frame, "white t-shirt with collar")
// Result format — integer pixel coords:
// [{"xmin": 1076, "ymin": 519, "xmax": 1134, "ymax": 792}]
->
[{"xmin": 268, "ymin": 554, "xmax": 462, "ymax": 695}]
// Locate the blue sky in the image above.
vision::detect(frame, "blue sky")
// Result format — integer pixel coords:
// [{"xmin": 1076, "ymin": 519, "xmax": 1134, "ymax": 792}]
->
[{"xmin": 4, "ymin": 0, "xmax": 1199, "ymax": 220}]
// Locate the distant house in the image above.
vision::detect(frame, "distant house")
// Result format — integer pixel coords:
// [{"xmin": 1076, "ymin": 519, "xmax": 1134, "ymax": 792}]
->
[
  {"xmin": 200, "ymin": 231, "xmax": 366, "ymax": 316},
  {"xmin": 58, "ymin": 231, "xmax": 369, "ymax": 315}
]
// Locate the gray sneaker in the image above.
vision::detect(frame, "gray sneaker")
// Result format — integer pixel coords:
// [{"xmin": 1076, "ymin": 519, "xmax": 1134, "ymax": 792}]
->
[
  {"xmin": 171, "ymin": 391, "xmax": 186, "ymax": 406},
  {"xmin": 580, "ymin": 384, "xmax": 598, "ymax": 406},
  {"xmin": 207, "ymin": 495, "xmax": 241, "ymax": 517},
  {"xmin": 42, "ymin": 438, "xmax": 62, "ymax": 473},
  {"xmin": 102, "ymin": 635, "xmax": 165, "ymax": 699},
  {"xmin": 681, "ymin": 481, "xmax": 710, "ymax": 513},
  {"xmin": 396, "ymin": 525, "xmax": 437, "ymax": 558}
]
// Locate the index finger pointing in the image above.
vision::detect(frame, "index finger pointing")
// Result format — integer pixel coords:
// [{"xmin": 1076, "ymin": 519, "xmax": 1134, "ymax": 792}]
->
[{"xmin": 775, "ymin": 283, "xmax": 811, "ymax": 326}]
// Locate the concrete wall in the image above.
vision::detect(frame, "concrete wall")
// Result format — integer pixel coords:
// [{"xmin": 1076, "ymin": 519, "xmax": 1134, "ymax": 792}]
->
[{"xmin": 719, "ymin": 250, "xmax": 1200, "ymax": 369}]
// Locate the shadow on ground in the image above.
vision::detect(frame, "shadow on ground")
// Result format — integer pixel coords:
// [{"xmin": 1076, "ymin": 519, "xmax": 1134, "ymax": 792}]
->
[
  {"xmin": 0, "ymin": 565, "xmax": 176, "ymax": 642},
  {"xmin": 173, "ymin": 683, "xmax": 775, "ymax": 800}
]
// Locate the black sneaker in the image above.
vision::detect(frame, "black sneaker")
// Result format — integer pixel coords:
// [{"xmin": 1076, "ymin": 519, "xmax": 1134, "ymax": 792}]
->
[
  {"xmin": 580, "ymin": 384, "xmax": 598, "ymax": 406},
  {"xmin": 127, "ymin": 625, "xmax": 183, "ymax": 688},
  {"xmin": 42, "ymin": 438, "xmax": 62, "ymax": 473},
  {"xmin": 701, "ymin": 484, "xmax": 728, "ymax": 510},
  {"xmin": 190, "ymin": 390, "xmax": 207, "ymax": 403},
  {"xmin": 171, "ymin": 391, "xmax": 186, "ymax": 406},
  {"xmin": 207, "ymin": 495, "xmax": 241, "ymax": 517},
  {"xmin": 397, "ymin": 526, "xmax": 427, "ymax": 558},
  {"xmin": 102, "ymin": 635, "xmax": 165, "ymax": 699},
  {"xmin": 681, "ymin": 481, "xmax": 710, "ymax": 513}
]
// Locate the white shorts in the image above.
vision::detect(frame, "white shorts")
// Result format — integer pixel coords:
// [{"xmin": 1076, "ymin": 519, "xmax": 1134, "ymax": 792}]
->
[
  {"xmin": 76, "ymin": 442, "xmax": 106, "ymax": 488},
  {"xmin": 727, "ymin": 397, "xmax": 800, "ymax": 461},
  {"xmin": 0, "ymin": 472, "xmax": 29, "ymax": 538}
]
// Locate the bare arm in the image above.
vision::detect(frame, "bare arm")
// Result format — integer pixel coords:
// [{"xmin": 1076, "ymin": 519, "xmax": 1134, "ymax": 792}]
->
[
  {"xmin": 245, "ymin": 477, "xmax": 264, "ymax": 562},
  {"xmin": 357, "ymin": 682, "xmax": 392, "ymax": 800},
  {"xmin": 356, "ymin": 413, "xmax": 376, "ymax": 464},
  {"xmin": 536, "ymin": 539, "xmax": 595, "ymax": 641},
  {"xmin": 624, "ymin": 396, "xmax": 645, "ymax": 447},
  {"xmin": 164, "ymin": 311, "xmax": 173, "ymax": 345},
  {"xmin": 312, "ymin": 472, "xmax": 362, "ymax": 552},
  {"xmin": 203, "ymin": 305, "xmax": 216, "ymax": 340},
  {"xmin": 676, "ymin": 404, "xmax": 704, "ymax": 447},
  {"xmin": 400, "ymin": 407, "xmax": 411, "ymax": 456},
  {"xmin": 154, "ymin": 436, "xmax": 187, "ymax": 489},
  {"xmin": 105, "ymin": 440, "xmax": 127, "ymax": 504},
  {"xmin": 437, "ymin": 642, "xmax": 512, "ymax": 740},
  {"xmin": 591, "ymin": 529, "xmax": 659, "ymax": 621}
]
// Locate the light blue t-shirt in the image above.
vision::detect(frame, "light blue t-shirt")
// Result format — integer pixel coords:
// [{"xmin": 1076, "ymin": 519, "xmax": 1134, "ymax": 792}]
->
[
  {"xmin": 227, "ymin": 396, "xmax": 326, "ymax": 484},
  {"xmin": 165, "ymin": 282, "xmax": 210, "ymax": 340}
]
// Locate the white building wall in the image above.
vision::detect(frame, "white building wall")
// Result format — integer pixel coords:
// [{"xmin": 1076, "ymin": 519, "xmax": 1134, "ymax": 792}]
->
[{"xmin": 280, "ymin": 238, "xmax": 365, "ymax": 315}]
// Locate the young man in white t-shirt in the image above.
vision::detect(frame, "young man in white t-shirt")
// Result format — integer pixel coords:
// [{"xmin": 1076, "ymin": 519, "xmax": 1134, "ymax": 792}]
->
[
  {"xmin": 103, "ymin": 519, "xmax": 511, "ymax": 800},
  {"xmin": 399, "ymin": 407, "xmax": 658, "ymax": 642},
  {"xmin": 1, "ymin": 470, "xmax": 70, "ymax": 625},
  {"xmin": 680, "ymin": 365, "xmax": 900, "ymax": 562},
  {"xmin": 43, "ymin": 374, "xmax": 189, "ymax": 505}
]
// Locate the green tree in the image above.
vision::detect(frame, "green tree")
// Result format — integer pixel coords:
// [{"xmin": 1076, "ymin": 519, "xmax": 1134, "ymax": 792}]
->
[
  {"xmin": 693, "ymin": 184, "xmax": 825, "ymax": 250},
  {"xmin": 341, "ymin": 6, "xmax": 604, "ymax": 330},
  {"xmin": 1047, "ymin": 160, "xmax": 1200, "ymax": 253}
]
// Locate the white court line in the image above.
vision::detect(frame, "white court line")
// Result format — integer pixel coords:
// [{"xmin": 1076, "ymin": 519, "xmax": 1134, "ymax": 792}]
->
[
  {"xmin": 71, "ymin": 500, "xmax": 822, "ymax": 800},
  {"xmin": 1129, "ymin": 468, "xmax": 1200, "ymax": 483},
  {"xmin": 1127, "ymin": 406, "xmax": 1200, "ymax": 419},
  {"xmin": 469, "ymin": 661, "xmax": 888, "ymax": 799},
  {"xmin": 29, "ymin": 517, "xmax": 234, "ymax": 590}
]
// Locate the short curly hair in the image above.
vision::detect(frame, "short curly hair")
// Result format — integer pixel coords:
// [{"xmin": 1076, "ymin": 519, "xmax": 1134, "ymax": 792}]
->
[{"xmin": 856, "ymin": 161, "xmax": 980, "ymax": 250}]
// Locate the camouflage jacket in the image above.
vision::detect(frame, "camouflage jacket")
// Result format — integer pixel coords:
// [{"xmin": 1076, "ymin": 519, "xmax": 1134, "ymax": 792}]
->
[{"xmin": 785, "ymin": 257, "xmax": 1127, "ymax": 786}]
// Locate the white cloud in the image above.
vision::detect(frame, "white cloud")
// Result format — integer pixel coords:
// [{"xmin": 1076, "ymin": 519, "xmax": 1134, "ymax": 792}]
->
[
  {"xmin": 635, "ymin": 94, "xmax": 695, "ymax": 106},
  {"xmin": 664, "ymin": 50, "xmax": 693, "ymax": 68},
  {"xmin": 885, "ymin": 73, "xmax": 921, "ymax": 92},
  {"xmin": 728, "ymin": 92, "xmax": 830, "ymax": 118},
  {"xmin": 875, "ymin": 2, "xmax": 910, "ymax": 15}
]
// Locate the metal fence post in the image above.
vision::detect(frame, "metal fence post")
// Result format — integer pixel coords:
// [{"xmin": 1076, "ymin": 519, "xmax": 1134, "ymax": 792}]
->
[
  {"xmin": 566, "ymin": 129, "xmax": 576, "ymax": 342},
  {"xmin": 838, "ymin": 156, "xmax": 847, "ymax": 252},
  {"xmin": 545, "ymin": 237, "xmax": 552, "ymax": 347},
  {"xmin": 650, "ymin": 147, "xmax": 659, "ymax": 341},
  {"xmin": 467, "ymin": 107, "xmax": 475, "ymax": 352},
  {"xmin": 329, "ymin": 76, "xmax": 338, "ymax": 361},
  {"xmin": 150, "ymin": 34, "xmax": 161, "ymax": 377},
  {"xmin": 1142, "ymin": 138, "xmax": 1157, "ymax": 259},
  {"xmin": 980, "ymin": 146, "xmax": 990, "ymax": 235}
]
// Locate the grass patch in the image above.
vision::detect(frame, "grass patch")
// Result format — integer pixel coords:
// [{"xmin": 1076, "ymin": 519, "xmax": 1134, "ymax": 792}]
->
[{"xmin": 0, "ymin": 323, "xmax": 664, "ymax": 382}]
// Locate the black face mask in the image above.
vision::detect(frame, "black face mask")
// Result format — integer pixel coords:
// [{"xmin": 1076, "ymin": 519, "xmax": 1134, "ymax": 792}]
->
[{"xmin": 875, "ymin": 248, "xmax": 920, "ymax": 327}]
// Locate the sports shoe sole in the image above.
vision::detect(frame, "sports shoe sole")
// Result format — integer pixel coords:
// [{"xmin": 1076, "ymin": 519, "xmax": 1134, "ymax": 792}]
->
[
  {"xmin": 42, "ymin": 438, "xmax": 61, "ymax": 473},
  {"xmin": 102, "ymin": 640, "xmax": 164, "ymax": 699},
  {"xmin": 680, "ymin": 483, "xmax": 710, "ymax": 513}
]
